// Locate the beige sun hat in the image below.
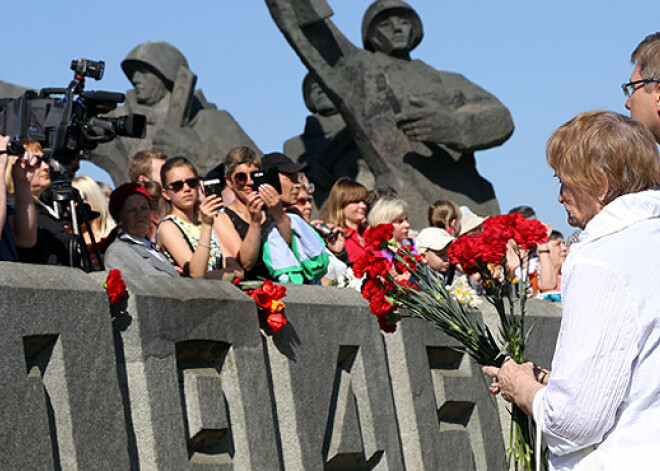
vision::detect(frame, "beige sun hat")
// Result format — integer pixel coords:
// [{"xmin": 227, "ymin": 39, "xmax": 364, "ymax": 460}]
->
[
  {"xmin": 458, "ymin": 206, "xmax": 486, "ymax": 236},
  {"xmin": 416, "ymin": 227, "xmax": 454, "ymax": 253}
]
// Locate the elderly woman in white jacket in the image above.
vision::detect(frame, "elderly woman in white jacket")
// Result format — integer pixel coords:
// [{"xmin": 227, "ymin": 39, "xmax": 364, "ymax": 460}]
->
[{"xmin": 484, "ymin": 111, "xmax": 660, "ymax": 470}]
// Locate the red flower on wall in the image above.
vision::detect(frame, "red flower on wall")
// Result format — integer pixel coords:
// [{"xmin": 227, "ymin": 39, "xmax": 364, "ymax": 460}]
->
[
  {"xmin": 103, "ymin": 269, "xmax": 127, "ymax": 307},
  {"xmin": 241, "ymin": 280, "xmax": 288, "ymax": 333}
]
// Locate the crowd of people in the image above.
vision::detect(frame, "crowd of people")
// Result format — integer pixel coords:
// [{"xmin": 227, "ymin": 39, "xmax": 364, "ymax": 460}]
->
[
  {"xmin": 4, "ymin": 29, "xmax": 660, "ymax": 471},
  {"xmin": 0, "ymin": 134, "xmax": 569, "ymax": 300}
]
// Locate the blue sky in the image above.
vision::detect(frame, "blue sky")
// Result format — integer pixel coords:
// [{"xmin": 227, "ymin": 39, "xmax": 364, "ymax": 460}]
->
[{"xmin": 4, "ymin": 1, "xmax": 658, "ymax": 236}]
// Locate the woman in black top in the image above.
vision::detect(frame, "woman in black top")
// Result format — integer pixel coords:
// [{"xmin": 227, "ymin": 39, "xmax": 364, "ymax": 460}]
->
[{"xmin": 214, "ymin": 147, "xmax": 291, "ymax": 280}]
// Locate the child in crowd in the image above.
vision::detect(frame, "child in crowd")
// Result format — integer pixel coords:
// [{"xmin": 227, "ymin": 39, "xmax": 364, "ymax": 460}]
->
[
  {"xmin": 428, "ymin": 200, "xmax": 461, "ymax": 236},
  {"xmin": 416, "ymin": 227, "xmax": 454, "ymax": 283},
  {"xmin": 458, "ymin": 206, "xmax": 485, "ymax": 236}
]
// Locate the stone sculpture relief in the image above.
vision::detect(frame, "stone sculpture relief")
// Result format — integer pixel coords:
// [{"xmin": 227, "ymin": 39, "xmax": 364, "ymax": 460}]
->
[
  {"xmin": 90, "ymin": 41, "xmax": 260, "ymax": 184},
  {"xmin": 284, "ymin": 74, "xmax": 372, "ymax": 206},
  {"xmin": 268, "ymin": 0, "xmax": 514, "ymax": 226}
]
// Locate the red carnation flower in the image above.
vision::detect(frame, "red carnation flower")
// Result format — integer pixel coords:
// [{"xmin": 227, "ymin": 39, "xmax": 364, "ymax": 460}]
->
[
  {"xmin": 352, "ymin": 252, "xmax": 373, "ymax": 278},
  {"xmin": 448, "ymin": 235, "xmax": 480, "ymax": 275},
  {"xmin": 369, "ymin": 290, "xmax": 393, "ymax": 316},
  {"xmin": 512, "ymin": 217, "xmax": 548, "ymax": 250},
  {"xmin": 364, "ymin": 224, "xmax": 394, "ymax": 249},
  {"xmin": 475, "ymin": 232, "xmax": 508, "ymax": 266},
  {"xmin": 366, "ymin": 257, "xmax": 392, "ymax": 279},
  {"xmin": 377, "ymin": 313, "xmax": 397, "ymax": 333},
  {"xmin": 104, "ymin": 269, "xmax": 127, "ymax": 306},
  {"xmin": 267, "ymin": 313, "xmax": 287, "ymax": 333}
]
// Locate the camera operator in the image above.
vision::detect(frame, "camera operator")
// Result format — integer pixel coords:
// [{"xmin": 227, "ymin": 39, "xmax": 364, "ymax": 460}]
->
[
  {"xmin": 0, "ymin": 136, "xmax": 38, "ymax": 261},
  {"xmin": 13, "ymin": 142, "xmax": 81, "ymax": 267}
]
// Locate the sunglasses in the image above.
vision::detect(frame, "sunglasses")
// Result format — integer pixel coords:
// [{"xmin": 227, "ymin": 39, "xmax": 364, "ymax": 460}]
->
[
  {"xmin": 167, "ymin": 177, "xmax": 199, "ymax": 192},
  {"xmin": 297, "ymin": 196, "xmax": 313, "ymax": 205},
  {"xmin": 232, "ymin": 172, "xmax": 249, "ymax": 187},
  {"xmin": 34, "ymin": 154, "xmax": 50, "ymax": 166}
]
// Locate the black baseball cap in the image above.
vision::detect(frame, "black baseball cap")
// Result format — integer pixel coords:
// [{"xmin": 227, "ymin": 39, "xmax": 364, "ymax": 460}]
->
[{"xmin": 262, "ymin": 152, "xmax": 309, "ymax": 174}]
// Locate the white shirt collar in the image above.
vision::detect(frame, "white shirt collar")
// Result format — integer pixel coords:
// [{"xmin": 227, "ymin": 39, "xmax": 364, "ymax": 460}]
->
[{"xmin": 579, "ymin": 189, "xmax": 660, "ymax": 246}]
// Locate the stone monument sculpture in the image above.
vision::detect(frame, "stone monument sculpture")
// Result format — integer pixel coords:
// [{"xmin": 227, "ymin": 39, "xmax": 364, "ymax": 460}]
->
[
  {"xmin": 268, "ymin": 0, "xmax": 514, "ymax": 226},
  {"xmin": 284, "ymin": 73, "xmax": 372, "ymax": 205},
  {"xmin": 91, "ymin": 41, "xmax": 260, "ymax": 184}
]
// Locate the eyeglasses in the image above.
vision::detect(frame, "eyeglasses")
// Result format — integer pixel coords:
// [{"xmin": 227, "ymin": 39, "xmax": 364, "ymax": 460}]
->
[
  {"xmin": 167, "ymin": 177, "xmax": 199, "ymax": 192},
  {"xmin": 232, "ymin": 172, "xmax": 249, "ymax": 187},
  {"xmin": 621, "ymin": 78, "xmax": 660, "ymax": 98},
  {"xmin": 296, "ymin": 196, "xmax": 313, "ymax": 205}
]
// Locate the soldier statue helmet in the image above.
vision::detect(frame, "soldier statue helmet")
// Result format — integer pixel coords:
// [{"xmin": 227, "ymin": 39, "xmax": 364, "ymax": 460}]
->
[
  {"xmin": 121, "ymin": 41, "xmax": 190, "ymax": 105},
  {"xmin": 361, "ymin": 0, "xmax": 423, "ymax": 55},
  {"xmin": 302, "ymin": 73, "xmax": 337, "ymax": 116}
]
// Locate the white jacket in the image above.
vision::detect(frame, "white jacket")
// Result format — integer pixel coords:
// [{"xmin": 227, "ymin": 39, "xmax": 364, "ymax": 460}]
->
[{"xmin": 535, "ymin": 190, "xmax": 660, "ymax": 470}]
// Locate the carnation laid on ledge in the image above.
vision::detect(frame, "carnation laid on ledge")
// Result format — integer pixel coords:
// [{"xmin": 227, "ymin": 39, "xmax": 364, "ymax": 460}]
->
[
  {"xmin": 238, "ymin": 280, "xmax": 288, "ymax": 333},
  {"xmin": 103, "ymin": 269, "xmax": 128, "ymax": 307}
]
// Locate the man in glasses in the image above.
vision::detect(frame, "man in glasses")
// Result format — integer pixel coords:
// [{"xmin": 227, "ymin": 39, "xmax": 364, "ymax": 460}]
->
[
  {"xmin": 625, "ymin": 33, "xmax": 660, "ymax": 143},
  {"xmin": 261, "ymin": 152, "xmax": 308, "ymax": 210},
  {"xmin": 260, "ymin": 152, "xmax": 330, "ymax": 283}
]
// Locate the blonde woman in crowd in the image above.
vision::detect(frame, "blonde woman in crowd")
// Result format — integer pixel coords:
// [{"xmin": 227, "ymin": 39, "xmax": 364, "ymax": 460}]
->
[
  {"xmin": 72, "ymin": 175, "xmax": 116, "ymax": 245},
  {"xmin": 367, "ymin": 197, "xmax": 411, "ymax": 245}
]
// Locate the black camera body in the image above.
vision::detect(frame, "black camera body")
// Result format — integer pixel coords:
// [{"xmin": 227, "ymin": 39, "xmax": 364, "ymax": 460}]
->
[
  {"xmin": 251, "ymin": 168, "xmax": 282, "ymax": 194},
  {"xmin": 202, "ymin": 178, "xmax": 226, "ymax": 198},
  {"xmin": 0, "ymin": 59, "xmax": 146, "ymax": 168}
]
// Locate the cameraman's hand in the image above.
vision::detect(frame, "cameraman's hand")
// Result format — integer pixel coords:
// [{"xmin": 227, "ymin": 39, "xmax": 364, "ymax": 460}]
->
[
  {"xmin": 258, "ymin": 184, "xmax": 285, "ymax": 219},
  {"xmin": 199, "ymin": 194, "xmax": 223, "ymax": 226}
]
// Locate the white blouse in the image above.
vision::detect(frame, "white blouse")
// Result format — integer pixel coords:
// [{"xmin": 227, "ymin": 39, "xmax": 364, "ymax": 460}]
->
[{"xmin": 535, "ymin": 190, "xmax": 660, "ymax": 470}]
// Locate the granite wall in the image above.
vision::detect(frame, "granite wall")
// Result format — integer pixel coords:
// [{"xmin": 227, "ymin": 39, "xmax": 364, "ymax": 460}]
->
[{"xmin": 0, "ymin": 262, "xmax": 562, "ymax": 470}]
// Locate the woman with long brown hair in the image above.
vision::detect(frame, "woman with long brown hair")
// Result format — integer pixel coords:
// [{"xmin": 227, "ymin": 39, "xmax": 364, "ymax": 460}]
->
[
  {"xmin": 326, "ymin": 178, "xmax": 368, "ymax": 264},
  {"xmin": 157, "ymin": 156, "xmax": 241, "ymax": 280}
]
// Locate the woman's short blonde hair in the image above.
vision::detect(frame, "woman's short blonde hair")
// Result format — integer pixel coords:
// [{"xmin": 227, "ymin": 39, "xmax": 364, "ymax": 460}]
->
[
  {"xmin": 326, "ymin": 178, "xmax": 368, "ymax": 228},
  {"xmin": 546, "ymin": 110, "xmax": 660, "ymax": 204},
  {"xmin": 367, "ymin": 197, "xmax": 409, "ymax": 226},
  {"xmin": 224, "ymin": 146, "xmax": 262, "ymax": 177}
]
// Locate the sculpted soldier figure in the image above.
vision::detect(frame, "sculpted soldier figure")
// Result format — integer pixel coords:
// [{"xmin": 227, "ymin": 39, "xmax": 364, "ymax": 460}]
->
[
  {"xmin": 268, "ymin": 0, "xmax": 514, "ymax": 226},
  {"xmin": 284, "ymin": 73, "xmax": 371, "ymax": 205},
  {"xmin": 91, "ymin": 41, "xmax": 260, "ymax": 184}
]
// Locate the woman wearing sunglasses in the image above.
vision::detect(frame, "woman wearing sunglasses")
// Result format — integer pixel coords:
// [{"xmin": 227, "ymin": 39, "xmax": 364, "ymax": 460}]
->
[
  {"xmin": 214, "ymin": 146, "xmax": 291, "ymax": 280},
  {"xmin": 157, "ymin": 156, "xmax": 242, "ymax": 280}
]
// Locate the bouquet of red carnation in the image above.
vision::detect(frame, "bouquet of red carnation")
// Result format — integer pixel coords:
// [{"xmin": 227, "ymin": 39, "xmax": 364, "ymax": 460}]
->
[
  {"xmin": 354, "ymin": 224, "xmax": 503, "ymax": 364},
  {"xmin": 103, "ymin": 269, "xmax": 128, "ymax": 307},
  {"xmin": 239, "ymin": 280, "xmax": 288, "ymax": 333},
  {"xmin": 359, "ymin": 215, "xmax": 547, "ymax": 470}
]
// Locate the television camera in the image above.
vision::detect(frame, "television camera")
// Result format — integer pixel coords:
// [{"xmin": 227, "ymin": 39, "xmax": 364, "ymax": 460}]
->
[{"xmin": 0, "ymin": 59, "xmax": 147, "ymax": 271}]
